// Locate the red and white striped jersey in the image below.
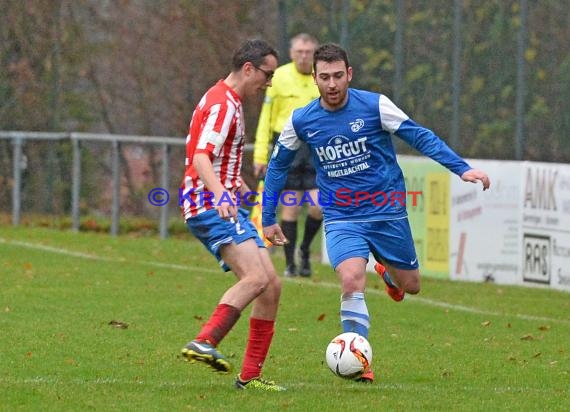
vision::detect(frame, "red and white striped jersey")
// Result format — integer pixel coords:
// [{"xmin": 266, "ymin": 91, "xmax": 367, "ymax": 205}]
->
[{"xmin": 181, "ymin": 80, "xmax": 245, "ymax": 219}]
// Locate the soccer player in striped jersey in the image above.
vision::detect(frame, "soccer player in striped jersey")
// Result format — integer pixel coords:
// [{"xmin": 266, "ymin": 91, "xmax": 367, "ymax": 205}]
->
[
  {"xmin": 262, "ymin": 43, "xmax": 490, "ymax": 383},
  {"xmin": 180, "ymin": 39, "xmax": 285, "ymax": 392}
]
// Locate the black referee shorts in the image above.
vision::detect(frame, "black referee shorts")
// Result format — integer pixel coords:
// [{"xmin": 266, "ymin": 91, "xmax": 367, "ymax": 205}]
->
[
  {"xmin": 272, "ymin": 132, "xmax": 317, "ymax": 191},
  {"xmin": 284, "ymin": 141, "xmax": 316, "ymax": 191}
]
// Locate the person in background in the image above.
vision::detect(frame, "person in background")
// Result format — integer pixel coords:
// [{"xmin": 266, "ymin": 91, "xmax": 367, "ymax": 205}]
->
[
  {"xmin": 253, "ymin": 33, "xmax": 323, "ymax": 278},
  {"xmin": 262, "ymin": 43, "xmax": 490, "ymax": 383},
  {"xmin": 179, "ymin": 39, "xmax": 285, "ymax": 392}
]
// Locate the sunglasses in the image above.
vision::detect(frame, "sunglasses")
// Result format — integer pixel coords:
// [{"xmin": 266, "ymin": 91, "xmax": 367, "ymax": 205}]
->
[{"xmin": 254, "ymin": 65, "xmax": 274, "ymax": 81}]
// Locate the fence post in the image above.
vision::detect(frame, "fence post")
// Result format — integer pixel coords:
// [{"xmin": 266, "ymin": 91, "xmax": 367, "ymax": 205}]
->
[
  {"xmin": 393, "ymin": 0, "xmax": 404, "ymax": 103},
  {"xmin": 451, "ymin": 0, "xmax": 463, "ymax": 150},
  {"xmin": 159, "ymin": 143, "xmax": 170, "ymax": 239},
  {"xmin": 71, "ymin": 135, "xmax": 81, "ymax": 232},
  {"xmin": 11, "ymin": 137, "xmax": 23, "ymax": 226},
  {"xmin": 515, "ymin": 0, "xmax": 528, "ymax": 160},
  {"xmin": 111, "ymin": 140, "xmax": 120, "ymax": 236}
]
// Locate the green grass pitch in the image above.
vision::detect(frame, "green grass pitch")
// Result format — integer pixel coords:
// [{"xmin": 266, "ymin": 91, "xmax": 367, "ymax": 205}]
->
[{"xmin": 0, "ymin": 226, "xmax": 568, "ymax": 411}]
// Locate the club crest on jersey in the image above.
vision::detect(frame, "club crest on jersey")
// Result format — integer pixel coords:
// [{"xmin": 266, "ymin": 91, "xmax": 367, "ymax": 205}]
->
[
  {"xmin": 350, "ymin": 118, "xmax": 364, "ymax": 132},
  {"xmin": 315, "ymin": 135, "xmax": 368, "ymax": 163}
]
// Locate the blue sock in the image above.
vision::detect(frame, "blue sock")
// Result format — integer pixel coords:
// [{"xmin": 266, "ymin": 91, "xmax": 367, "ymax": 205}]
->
[{"xmin": 340, "ymin": 292, "xmax": 370, "ymax": 338}]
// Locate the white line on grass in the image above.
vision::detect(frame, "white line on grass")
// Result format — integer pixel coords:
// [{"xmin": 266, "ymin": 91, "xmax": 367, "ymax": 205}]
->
[
  {"xmin": 0, "ymin": 237, "xmax": 220, "ymax": 274},
  {"xmin": 2, "ymin": 237, "xmax": 568, "ymax": 325},
  {"xmin": 0, "ymin": 376, "xmax": 562, "ymax": 395},
  {"xmin": 284, "ymin": 277, "xmax": 570, "ymax": 325}
]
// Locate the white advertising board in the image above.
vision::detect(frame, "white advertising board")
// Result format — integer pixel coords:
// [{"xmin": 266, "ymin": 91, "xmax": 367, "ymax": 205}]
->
[
  {"xmin": 521, "ymin": 162, "xmax": 570, "ymax": 291},
  {"xmin": 449, "ymin": 160, "xmax": 522, "ymax": 284},
  {"xmin": 321, "ymin": 156, "xmax": 570, "ymax": 293}
]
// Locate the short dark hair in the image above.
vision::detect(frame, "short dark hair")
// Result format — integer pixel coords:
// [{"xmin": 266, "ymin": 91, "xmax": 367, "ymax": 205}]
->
[
  {"xmin": 232, "ymin": 39, "xmax": 278, "ymax": 71},
  {"xmin": 313, "ymin": 43, "xmax": 350, "ymax": 73}
]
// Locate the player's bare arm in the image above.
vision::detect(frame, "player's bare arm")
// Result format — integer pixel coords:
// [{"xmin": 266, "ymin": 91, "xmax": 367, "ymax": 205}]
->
[
  {"xmin": 192, "ymin": 153, "xmax": 238, "ymax": 219},
  {"xmin": 461, "ymin": 169, "xmax": 491, "ymax": 191}
]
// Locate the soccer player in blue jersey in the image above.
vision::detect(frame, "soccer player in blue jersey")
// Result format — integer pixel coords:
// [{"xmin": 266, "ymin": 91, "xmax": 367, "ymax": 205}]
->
[{"xmin": 262, "ymin": 43, "xmax": 490, "ymax": 383}]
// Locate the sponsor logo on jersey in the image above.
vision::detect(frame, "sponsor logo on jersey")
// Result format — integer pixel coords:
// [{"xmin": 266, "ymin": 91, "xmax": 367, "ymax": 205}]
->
[{"xmin": 315, "ymin": 135, "xmax": 368, "ymax": 163}]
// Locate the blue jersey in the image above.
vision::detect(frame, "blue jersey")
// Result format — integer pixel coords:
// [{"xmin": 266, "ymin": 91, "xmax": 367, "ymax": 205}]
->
[{"xmin": 262, "ymin": 88, "xmax": 471, "ymax": 226}]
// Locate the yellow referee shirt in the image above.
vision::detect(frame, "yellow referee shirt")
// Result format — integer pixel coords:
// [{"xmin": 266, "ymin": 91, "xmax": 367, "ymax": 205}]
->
[{"xmin": 253, "ymin": 62, "xmax": 320, "ymax": 165}]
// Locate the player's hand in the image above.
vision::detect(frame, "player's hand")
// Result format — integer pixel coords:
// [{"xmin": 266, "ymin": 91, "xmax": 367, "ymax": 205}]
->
[
  {"xmin": 263, "ymin": 224, "xmax": 289, "ymax": 246},
  {"xmin": 461, "ymin": 169, "xmax": 491, "ymax": 191},
  {"xmin": 215, "ymin": 191, "xmax": 238, "ymax": 219}
]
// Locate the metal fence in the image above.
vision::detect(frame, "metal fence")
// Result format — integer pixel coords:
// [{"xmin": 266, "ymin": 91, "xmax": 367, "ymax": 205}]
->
[{"xmin": 0, "ymin": 131, "xmax": 253, "ymax": 238}]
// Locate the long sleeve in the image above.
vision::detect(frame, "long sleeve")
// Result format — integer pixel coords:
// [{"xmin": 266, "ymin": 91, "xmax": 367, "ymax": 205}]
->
[
  {"xmin": 379, "ymin": 94, "xmax": 471, "ymax": 177},
  {"xmin": 253, "ymin": 92, "xmax": 275, "ymax": 165},
  {"xmin": 396, "ymin": 119, "xmax": 471, "ymax": 177},
  {"xmin": 261, "ymin": 116, "xmax": 302, "ymax": 226}
]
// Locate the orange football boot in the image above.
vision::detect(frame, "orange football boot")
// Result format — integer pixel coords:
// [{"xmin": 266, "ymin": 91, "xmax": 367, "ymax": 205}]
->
[
  {"xmin": 356, "ymin": 368, "xmax": 374, "ymax": 383},
  {"xmin": 374, "ymin": 262, "xmax": 405, "ymax": 302}
]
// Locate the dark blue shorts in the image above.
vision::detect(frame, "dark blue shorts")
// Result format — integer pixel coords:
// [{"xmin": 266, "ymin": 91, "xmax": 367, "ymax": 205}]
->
[
  {"xmin": 324, "ymin": 217, "xmax": 419, "ymax": 270},
  {"xmin": 186, "ymin": 208, "xmax": 265, "ymax": 272}
]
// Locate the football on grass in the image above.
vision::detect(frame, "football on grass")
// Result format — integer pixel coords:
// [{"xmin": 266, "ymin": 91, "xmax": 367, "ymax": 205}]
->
[{"xmin": 325, "ymin": 332, "xmax": 373, "ymax": 379}]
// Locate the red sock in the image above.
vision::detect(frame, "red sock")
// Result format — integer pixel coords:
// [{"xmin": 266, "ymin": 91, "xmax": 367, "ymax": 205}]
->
[
  {"xmin": 239, "ymin": 318, "xmax": 275, "ymax": 381},
  {"xmin": 196, "ymin": 303, "xmax": 241, "ymax": 347}
]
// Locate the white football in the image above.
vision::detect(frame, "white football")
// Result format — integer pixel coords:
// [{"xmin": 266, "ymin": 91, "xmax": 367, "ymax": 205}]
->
[{"xmin": 325, "ymin": 332, "xmax": 373, "ymax": 379}]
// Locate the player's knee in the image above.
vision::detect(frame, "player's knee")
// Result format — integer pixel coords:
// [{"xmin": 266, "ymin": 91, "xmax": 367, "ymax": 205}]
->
[
  {"xmin": 308, "ymin": 205, "xmax": 323, "ymax": 219},
  {"xmin": 253, "ymin": 279, "xmax": 269, "ymax": 295},
  {"xmin": 402, "ymin": 277, "xmax": 420, "ymax": 294},
  {"xmin": 340, "ymin": 271, "xmax": 366, "ymax": 292},
  {"xmin": 243, "ymin": 272, "xmax": 271, "ymax": 295}
]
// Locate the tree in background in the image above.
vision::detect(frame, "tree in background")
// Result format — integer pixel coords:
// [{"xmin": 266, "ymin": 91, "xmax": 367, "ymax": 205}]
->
[{"xmin": 1, "ymin": 0, "xmax": 569, "ymax": 216}]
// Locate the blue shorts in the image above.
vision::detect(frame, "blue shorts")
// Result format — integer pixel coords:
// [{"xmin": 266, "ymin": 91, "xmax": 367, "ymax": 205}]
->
[
  {"xmin": 324, "ymin": 218, "xmax": 419, "ymax": 270},
  {"xmin": 186, "ymin": 208, "xmax": 265, "ymax": 272}
]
